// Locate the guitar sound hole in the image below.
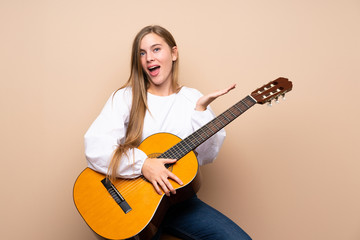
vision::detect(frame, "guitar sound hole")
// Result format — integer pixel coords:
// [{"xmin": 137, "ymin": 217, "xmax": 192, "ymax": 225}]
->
[{"xmin": 148, "ymin": 153, "xmax": 161, "ymax": 158}]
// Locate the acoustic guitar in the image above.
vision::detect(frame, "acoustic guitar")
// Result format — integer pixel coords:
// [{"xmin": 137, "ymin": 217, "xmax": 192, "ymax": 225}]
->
[{"xmin": 73, "ymin": 77, "xmax": 293, "ymax": 240}]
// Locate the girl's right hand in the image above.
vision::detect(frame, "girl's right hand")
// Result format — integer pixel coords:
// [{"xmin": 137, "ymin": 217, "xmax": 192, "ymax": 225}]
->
[{"xmin": 141, "ymin": 158, "xmax": 183, "ymax": 196}]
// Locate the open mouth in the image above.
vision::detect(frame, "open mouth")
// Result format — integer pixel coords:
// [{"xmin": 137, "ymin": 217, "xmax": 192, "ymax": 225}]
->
[
  {"xmin": 148, "ymin": 65, "xmax": 160, "ymax": 77},
  {"xmin": 148, "ymin": 66, "xmax": 160, "ymax": 72}
]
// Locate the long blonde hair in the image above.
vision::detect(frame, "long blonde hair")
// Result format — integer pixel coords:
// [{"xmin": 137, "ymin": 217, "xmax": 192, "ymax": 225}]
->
[{"xmin": 107, "ymin": 25, "xmax": 180, "ymax": 181}]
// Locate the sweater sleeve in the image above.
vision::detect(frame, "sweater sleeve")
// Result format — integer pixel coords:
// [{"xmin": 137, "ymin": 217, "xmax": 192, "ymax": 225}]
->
[
  {"xmin": 84, "ymin": 89, "xmax": 148, "ymax": 178},
  {"xmin": 188, "ymin": 89, "xmax": 226, "ymax": 165}
]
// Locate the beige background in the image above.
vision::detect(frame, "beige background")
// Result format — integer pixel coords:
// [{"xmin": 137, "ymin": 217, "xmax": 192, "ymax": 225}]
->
[{"xmin": 1, "ymin": 0, "xmax": 359, "ymax": 239}]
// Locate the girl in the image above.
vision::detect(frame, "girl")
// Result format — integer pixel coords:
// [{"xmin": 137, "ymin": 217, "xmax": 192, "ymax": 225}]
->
[{"xmin": 84, "ymin": 25, "xmax": 251, "ymax": 240}]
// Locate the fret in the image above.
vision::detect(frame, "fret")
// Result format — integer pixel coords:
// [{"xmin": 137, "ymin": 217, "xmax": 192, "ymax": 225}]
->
[
  {"xmin": 162, "ymin": 144, "xmax": 181, "ymax": 159},
  {"xmin": 200, "ymin": 125, "xmax": 211, "ymax": 136},
  {"xmin": 222, "ymin": 113, "xmax": 231, "ymax": 122},
  {"xmin": 242, "ymin": 99, "xmax": 249, "ymax": 108},
  {"xmin": 181, "ymin": 140, "xmax": 193, "ymax": 152},
  {"xmin": 228, "ymin": 110, "xmax": 236, "ymax": 118},
  {"xmin": 184, "ymin": 135, "xmax": 193, "ymax": 147},
  {"xmin": 231, "ymin": 105, "xmax": 241, "ymax": 115},
  {"xmin": 185, "ymin": 135, "xmax": 197, "ymax": 150},
  {"xmin": 196, "ymin": 131, "xmax": 206, "ymax": 142},
  {"xmin": 209, "ymin": 124, "xmax": 218, "ymax": 133},
  {"xmin": 221, "ymin": 114, "xmax": 231, "ymax": 124},
  {"xmin": 164, "ymin": 151, "xmax": 174, "ymax": 159},
  {"xmin": 192, "ymin": 133, "xmax": 203, "ymax": 145},
  {"xmin": 234, "ymin": 104, "xmax": 244, "ymax": 114},
  {"xmin": 205, "ymin": 127, "xmax": 213, "ymax": 138},
  {"xmin": 212, "ymin": 119, "xmax": 220, "ymax": 129},
  {"xmin": 199, "ymin": 127, "xmax": 210, "ymax": 139},
  {"xmin": 173, "ymin": 143, "xmax": 182, "ymax": 154},
  {"xmin": 191, "ymin": 134, "xmax": 202, "ymax": 145},
  {"xmin": 223, "ymin": 109, "xmax": 235, "ymax": 119},
  {"xmin": 159, "ymin": 152, "xmax": 169, "ymax": 159},
  {"xmin": 235, "ymin": 102, "xmax": 244, "ymax": 115},
  {"xmin": 216, "ymin": 115, "xmax": 226, "ymax": 125},
  {"xmin": 239, "ymin": 102, "xmax": 248, "ymax": 111},
  {"xmin": 166, "ymin": 148, "xmax": 177, "ymax": 159}
]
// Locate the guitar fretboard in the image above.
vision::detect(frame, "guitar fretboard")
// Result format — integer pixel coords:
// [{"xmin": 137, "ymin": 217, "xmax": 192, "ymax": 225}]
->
[{"xmin": 161, "ymin": 95, "xmax": 256, "ymax": 163}]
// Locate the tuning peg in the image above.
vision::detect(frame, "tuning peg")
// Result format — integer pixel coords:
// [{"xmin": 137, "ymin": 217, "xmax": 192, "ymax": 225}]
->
[
  {"xmin": 275, "ymin": 97, "xmax": 279, "ymax": 103},
  {"xmin": 267, "ymin": 101, "xmax": 272, "ymax": 107},
  {"xmin": 282, "ymin": 93, "xmax": 286, "ymax": 100}
]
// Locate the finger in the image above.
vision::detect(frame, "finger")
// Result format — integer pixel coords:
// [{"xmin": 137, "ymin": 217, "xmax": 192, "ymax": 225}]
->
[
  {"xmin": 225, "ymin": 83, "xmax": 236, "ymax": 92},
  {"xmin": 162, "ymin": 176, "xmax": 176, "ymax": 195},
  {"xmin": 162, "ymin": 158, "xmax": 177, "ymax": 164},
  {"xmin": 216, "ymin": 83, "xmax": 236, "ymax": 96},
  {"xmin": 168, "ymin": 171, "xmax": 183, "ymax": 186},
  {"xmin": 157, "ymin": 180, "xmax": 171, "ymax": 196},
  {"xmin": 151, "ymin": 181, "xmax": 163, "ymax": 195},
  {"xmin": 155, "ymin": 176, "xmax": 170, "ymax": 196},
  {"xmin": 161, "ymin": 158, "xmax": 177, "ymax": 168}
]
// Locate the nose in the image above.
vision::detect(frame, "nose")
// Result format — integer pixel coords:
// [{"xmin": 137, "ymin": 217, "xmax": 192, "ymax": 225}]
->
[{"xmin": 146, "ymin": 52, "xmax": 154, "ymax": 62}]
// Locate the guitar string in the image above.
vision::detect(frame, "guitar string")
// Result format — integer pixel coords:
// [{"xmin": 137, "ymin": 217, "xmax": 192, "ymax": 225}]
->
[{"xmin": 115, "ymin": 177, "xmax": 148, "ymax": 196}]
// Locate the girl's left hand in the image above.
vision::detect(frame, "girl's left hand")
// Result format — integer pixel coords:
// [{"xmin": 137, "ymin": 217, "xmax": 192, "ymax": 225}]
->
[{"xmin": 195, "ymin": 83, "xmax": 236, "ymax": 111}]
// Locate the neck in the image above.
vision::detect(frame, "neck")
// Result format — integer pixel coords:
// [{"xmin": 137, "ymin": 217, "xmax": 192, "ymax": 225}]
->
[{"xmin": 147, "ymin": 83, "xmax": 174, "ymax": 96}]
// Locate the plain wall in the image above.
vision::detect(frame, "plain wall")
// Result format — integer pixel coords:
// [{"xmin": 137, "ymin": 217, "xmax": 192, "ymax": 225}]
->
[{"xmin": 1, "ymin": 0, "xmax": 359, "ymax": 239}]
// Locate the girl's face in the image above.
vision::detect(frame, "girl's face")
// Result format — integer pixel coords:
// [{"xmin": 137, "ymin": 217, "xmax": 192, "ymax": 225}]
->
[{"xmin": 140, "ymin": 33, "xmax": 178, "ymax": 95}]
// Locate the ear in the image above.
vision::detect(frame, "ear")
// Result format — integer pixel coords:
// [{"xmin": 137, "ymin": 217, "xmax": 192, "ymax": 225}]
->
[{"xmin": 171, "ymin": 46, "xmax": 178, "ymax": 61}]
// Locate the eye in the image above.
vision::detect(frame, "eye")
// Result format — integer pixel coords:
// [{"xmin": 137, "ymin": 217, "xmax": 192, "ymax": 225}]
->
[
  {"xmin": 154, "ymin": 47, "xmax": 160, "ymax": 52},
  {"xmin": 140, "ymin": 51, "xmax": 145, "ymax": 56}
]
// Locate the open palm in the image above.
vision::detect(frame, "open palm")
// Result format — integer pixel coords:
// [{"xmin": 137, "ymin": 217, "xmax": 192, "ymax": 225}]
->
[{"xmin": 195, "ymin": 83, "xmax": 236, "ymax": 111}]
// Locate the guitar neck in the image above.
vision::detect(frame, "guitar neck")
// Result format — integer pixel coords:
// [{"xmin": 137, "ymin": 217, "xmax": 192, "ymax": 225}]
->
[{"xmin": 161, "ymin": 95, "xmax": 256, "ymax": 162}]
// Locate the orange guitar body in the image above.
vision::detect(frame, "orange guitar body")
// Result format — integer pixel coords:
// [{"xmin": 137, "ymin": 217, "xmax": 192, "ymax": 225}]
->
[{"xmin": 73, "ymin": 133, "xmax": 201, "ymax": 240}]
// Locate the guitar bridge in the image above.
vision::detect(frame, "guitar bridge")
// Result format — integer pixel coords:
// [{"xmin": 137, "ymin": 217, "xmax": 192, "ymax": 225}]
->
[{"xmin": 101, "ymin": 178, "xmax": 132, "ymax": 214}]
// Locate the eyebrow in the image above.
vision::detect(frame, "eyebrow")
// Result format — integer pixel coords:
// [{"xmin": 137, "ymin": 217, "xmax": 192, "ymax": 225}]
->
[{"xmin": 140, "ymin": 43, "xmax": 162, "ymax": 51}]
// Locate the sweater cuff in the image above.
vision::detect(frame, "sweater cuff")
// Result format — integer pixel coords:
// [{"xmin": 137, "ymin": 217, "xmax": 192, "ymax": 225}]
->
[{"xmin": 116, "ymin": 148, "xmax": 148, "ymax": 178}]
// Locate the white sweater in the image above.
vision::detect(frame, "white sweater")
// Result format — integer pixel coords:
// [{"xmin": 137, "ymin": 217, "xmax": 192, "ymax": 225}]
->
[{"xmin": 84, "ymin": 86, "xmax": 226, "ymax": 178}]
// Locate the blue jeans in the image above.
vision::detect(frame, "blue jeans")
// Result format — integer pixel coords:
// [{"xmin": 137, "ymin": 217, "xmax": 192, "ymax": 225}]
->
[{"xmin": 152, "ymin": 195, "xmax": 252, "ymax": 240}]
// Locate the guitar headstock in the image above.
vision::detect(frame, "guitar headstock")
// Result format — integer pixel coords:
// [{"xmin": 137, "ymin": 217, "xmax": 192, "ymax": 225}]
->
[{"xmin": 251, "ymin": 77, "xmax": 293, "ymax": 105}]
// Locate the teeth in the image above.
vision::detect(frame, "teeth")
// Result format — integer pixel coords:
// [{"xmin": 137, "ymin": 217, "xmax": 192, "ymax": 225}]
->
[{"xmin": 149, "ymin": 66, "xmax": 158, "ymax": 70}]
